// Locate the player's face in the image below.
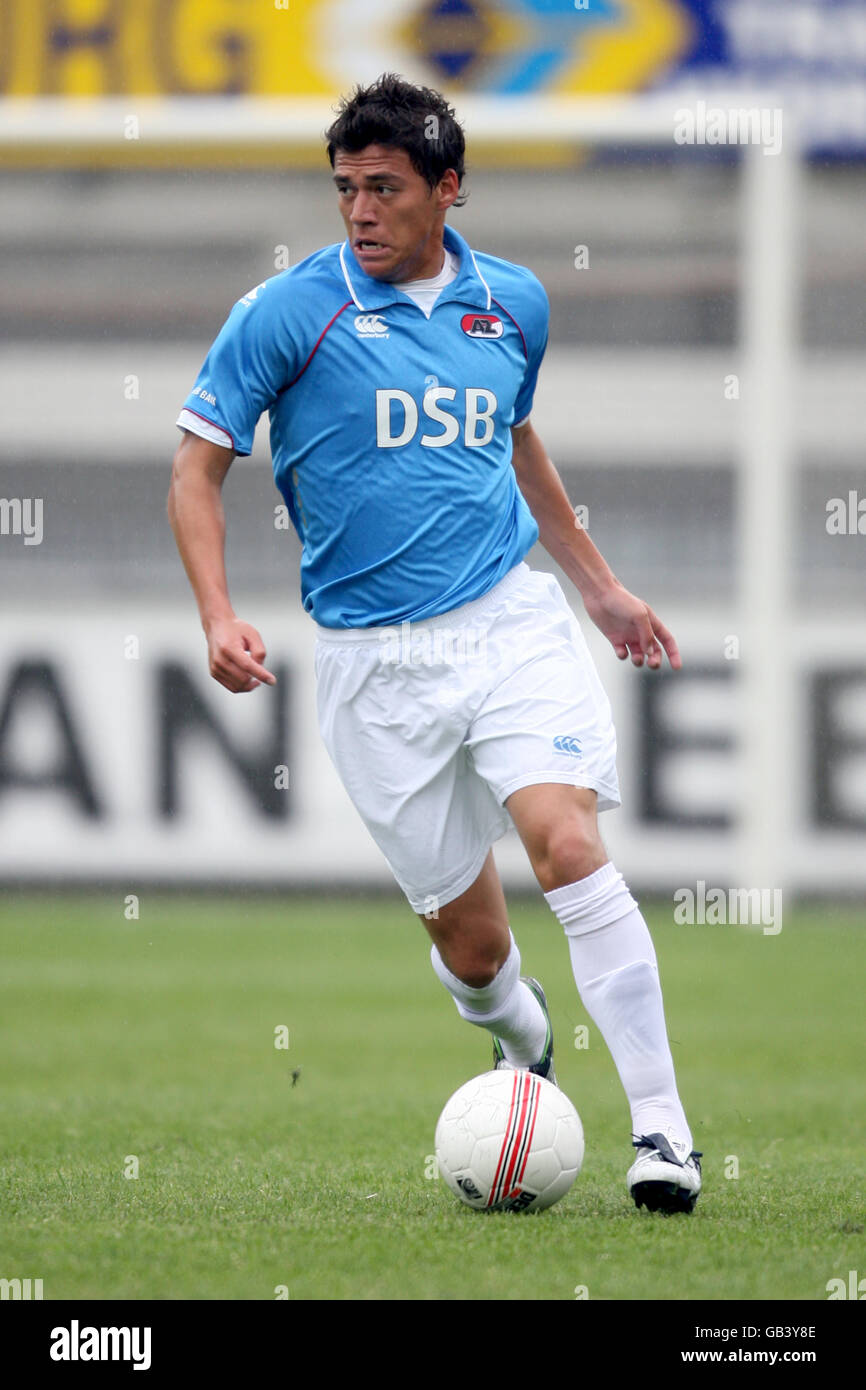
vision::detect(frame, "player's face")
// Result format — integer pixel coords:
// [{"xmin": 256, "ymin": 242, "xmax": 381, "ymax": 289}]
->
[{"xmin": 332, "ymin": 144, "xmax": 458, "ymax": 282}]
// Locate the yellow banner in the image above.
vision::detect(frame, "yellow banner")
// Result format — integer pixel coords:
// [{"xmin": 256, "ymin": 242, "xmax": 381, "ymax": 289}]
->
[
  {"xmin": 1, "ymin": 0, "xmax": 688, "ymax": 98},
  {"xmin": 0, "ymin": 0, "xmax": 331, "ymax": 97}
]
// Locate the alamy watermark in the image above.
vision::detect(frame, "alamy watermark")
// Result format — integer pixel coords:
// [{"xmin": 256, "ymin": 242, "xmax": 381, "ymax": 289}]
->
[
  {"xmin": 379, "ymin": 619, "xmax": 487, "ymax": 668},
  {"xmin": 674, "ymin": 101, "xmax": 783, "ymax": 156},
  {"xmin": 49, "ymin": 1322, "xmax": 151, "ymax": 1370},
  {"xmin": 1, "ymin": 1276, "xmax": 43, "ymax": 1299},
  {"xmin": 673, "ymin": 880, "xmax": 782, "ymax": 935},
  {"xmin": 826, "ymin": 1269, "xmax": 865, "ymax": 1299},
  {"xmin": 0, "ymin": 497, "xmax": 43, "ymax": 545},
  {"xmin": 826, "ymin": 490, "xmax": 865, "ymax": 535}
]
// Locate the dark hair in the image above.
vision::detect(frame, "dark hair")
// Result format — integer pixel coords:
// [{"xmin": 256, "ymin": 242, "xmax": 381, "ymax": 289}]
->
[{"xmin": 325, "ymin": 72, "xmax": 467, "ymax": 206}]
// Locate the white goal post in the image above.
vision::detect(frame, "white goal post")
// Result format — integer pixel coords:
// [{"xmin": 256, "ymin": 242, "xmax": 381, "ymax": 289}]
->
[{"xmin": 1, "ymin": 93, "xmax": 799, "ymax": 895}]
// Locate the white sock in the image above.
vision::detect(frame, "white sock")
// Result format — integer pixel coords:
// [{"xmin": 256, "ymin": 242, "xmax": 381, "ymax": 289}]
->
[
  {"xmin": 430, "ymin": 931, "xmax": 548, "ymax": 1067},
  {"xmin": 546, "ymin": 863, "xmax": 692, "ymax": 1148}
]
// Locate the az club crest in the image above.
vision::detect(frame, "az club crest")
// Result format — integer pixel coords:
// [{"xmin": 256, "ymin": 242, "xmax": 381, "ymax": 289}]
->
[{"xmin": 461, "ymin": 313, "xmax": 503, "ymax": 338}]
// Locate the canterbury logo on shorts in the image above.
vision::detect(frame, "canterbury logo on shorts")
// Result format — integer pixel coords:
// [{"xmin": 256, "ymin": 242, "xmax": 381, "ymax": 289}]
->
[{"xmin": 553, "ymin": 735, "xmax": 582, "ymax": 755}]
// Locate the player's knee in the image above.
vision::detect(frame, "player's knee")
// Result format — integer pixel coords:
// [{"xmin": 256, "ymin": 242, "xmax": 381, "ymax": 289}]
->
[
  {"xmin": 438, "ymin": 935, "xmax": 508, "ymax": 989},
  {"xmin": 533, "ymin": 819, "xmax": 606, "ymax": 893}
]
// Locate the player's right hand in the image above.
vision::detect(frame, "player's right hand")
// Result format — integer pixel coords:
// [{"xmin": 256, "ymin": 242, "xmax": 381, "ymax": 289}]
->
[{"xmin": 205, "ymin": 617, "xmax": 277, "ymax": 693}]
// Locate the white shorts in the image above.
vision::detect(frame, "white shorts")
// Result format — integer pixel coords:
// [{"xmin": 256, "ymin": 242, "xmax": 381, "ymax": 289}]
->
[{"xmin": 314, "ymin": 563, "xmax": 620, "ymax": 914}]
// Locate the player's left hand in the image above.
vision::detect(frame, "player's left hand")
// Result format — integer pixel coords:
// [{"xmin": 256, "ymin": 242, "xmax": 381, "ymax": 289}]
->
[{"xmin": 583, "ymin": 581, "xmax": 681, "ymax": 670}]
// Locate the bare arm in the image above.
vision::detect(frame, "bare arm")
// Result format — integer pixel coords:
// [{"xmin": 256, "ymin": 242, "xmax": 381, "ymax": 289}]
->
[
  {"xmin": 510, "ymin": 421, "xmax": 680, "ymax": 670},
  {"xmin": 167, "ymin": 430, "xmax": 276, "ymax": 692}
]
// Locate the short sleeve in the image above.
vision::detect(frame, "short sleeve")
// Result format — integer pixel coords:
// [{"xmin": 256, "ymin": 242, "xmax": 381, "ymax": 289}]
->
[
  {"xmin": 177, "ymin": 279, "xmax": 295, "ymax": 456},
  {"xmin": 512, "ymin": 277, "xmax": 549, "ymax": 427}
]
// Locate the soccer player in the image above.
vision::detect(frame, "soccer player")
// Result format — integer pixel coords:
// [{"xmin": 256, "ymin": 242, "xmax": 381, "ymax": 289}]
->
[{"xmin": 168, "ymin": 73, "xmax": 701, "ymax": 1213}]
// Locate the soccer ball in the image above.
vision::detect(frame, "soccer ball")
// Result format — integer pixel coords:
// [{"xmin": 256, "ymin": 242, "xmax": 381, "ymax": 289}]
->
[{"xmin": 435, "ymin": 1069, "xmax": 584, "ymax": 1213}]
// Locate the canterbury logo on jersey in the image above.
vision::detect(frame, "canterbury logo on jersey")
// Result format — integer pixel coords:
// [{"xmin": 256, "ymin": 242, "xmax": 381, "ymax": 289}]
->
[
  {"xmin": 553, "ymin": 735, "xmax": 582, "ymax": 755},
  {"xmin": 461, "ymin": 313, "xmax": 503, "ymax": 339},
  {"xmin": 355, "ymin": 314, "xmax": 389, "ymax": 338},
  {"xmin": 376, "ymin": 388, "xmax": 497, "ymax": 448}
]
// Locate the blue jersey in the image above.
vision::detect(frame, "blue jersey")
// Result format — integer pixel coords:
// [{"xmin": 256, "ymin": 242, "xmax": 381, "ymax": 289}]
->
[{"xmin": 178, "ymin": 224, "xmax": 548, "ymax": 628}]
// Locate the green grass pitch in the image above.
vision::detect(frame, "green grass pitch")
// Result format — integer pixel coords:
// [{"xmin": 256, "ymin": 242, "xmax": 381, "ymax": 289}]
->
[{"xmin": 1, "ymin": 891, "xmax": 864, "ymax": 1301}]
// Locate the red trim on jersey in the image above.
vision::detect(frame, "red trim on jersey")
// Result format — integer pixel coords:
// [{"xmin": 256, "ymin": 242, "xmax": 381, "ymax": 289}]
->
[
  {"xmin": 491, "ymin": 297, "xmax": 528, "ymax": 360},
  {"xmin": 286, "ymin": 301, "xmax": 354, "ymax": 389},
  {"xmin": 179, "ymin": 408, "xmax": 236, "ymax": 451}
]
